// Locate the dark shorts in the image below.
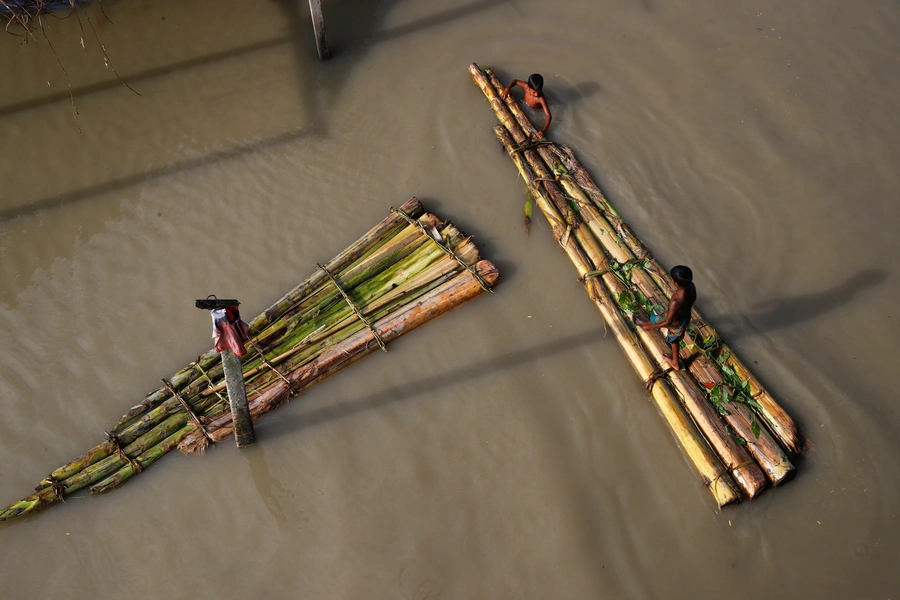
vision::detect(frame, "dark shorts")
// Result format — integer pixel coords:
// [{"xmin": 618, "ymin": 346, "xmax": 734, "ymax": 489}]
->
[{"xmin": 651, "ymin": 313, "xmax": 691, "ymax": 345}]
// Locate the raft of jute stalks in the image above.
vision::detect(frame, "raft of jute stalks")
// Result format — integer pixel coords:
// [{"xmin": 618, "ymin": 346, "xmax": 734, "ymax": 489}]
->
[
  {"xmin": 470, "ymin": 62, "xmax": 799, "ymax": 507},
  {"xmin": 0, "ymin": 198, "xmax": 498, "ymax": 521}
]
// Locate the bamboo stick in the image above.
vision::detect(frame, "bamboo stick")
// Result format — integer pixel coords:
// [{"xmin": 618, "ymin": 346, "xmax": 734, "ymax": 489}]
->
[
  {"xmin": 30, "ymin": 243, "xmax": 459, "ymax": 505},
  {"xmin": 526, "ymin": 144, "xmax": 797, "ymax": 478},
  {"xmin": 246, "ymin": 226, "xmax": 434, "ymax": 353},
  {"xmin": 60, "ymin": 413, "xmax": 191, "ymax": 495},
  {"xmin": 473, "ymin": 63, "xmax": 796, "ymax": 486},
  {"xmin": 210, "ymin": 215, "xmax": 450, "ymax": 373},
  {"xmin": 202, "ymin": 222, "xmax": 476, "ymax": 399},
  {"xmin": 248, "ymin": 197, "xmax": 426, "ymax": 332},
  {"xmin": 492, "ymin": 124, "xmax": 745, "ymax": 505},
  {"xmin": 8, "ymin": 247, "xmax": 469, "ymax": 513},
  {"xmin": 110, "ymin": 215, "xmax": 451, "ymax": 443},
  {"xmin": 469, "ymin": 66, "xmax": 758, "ymax": 492},
  {"xmin": 222, "ymin": 348, "xmax": 255, "ymax": 447},
  {"xmin": 112, "ymin": 199, "xmax": 427, "ymax": 431},
  {"xmin": 35, "ymin": 439, "xmax": 116, "ymax": 491},
  {"xmin": 1, "ymin": 200, "xmax": 495, "ymax": 521},
  {"xmin": 594, "ymin": 275, "xmax": 768, "ymax": 496},
  {"xmin": 549, "ymin": 144, "xmax": 800, "ymax": 454},
  {"xmin": 32, "ymin": 207, "xmax": 481, "ymax": 514},
  {"xmin": 89, "ymin": 423, "xmax": 197, "ymax": 495},
  {"xmin": 0, "ymin": 413, "xmax": 190, "ymax": 520},
  {"xmin": 674, "ymin": 337, "xmax": 796, "ymax": 485},
  {"xmin": 107, "ymin": 241, "xmax": 450, "ymax": 447},
  {"xmin": 200, "ymin": 227, "xmax": 483, "ymax": 419},
  {"xmin": 179, "ymin": 259, "xmax": 501, "ymax": 453}
]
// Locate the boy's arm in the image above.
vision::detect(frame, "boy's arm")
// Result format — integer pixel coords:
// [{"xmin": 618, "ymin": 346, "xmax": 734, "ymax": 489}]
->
[
  {"xmin": 637, "ymin": 295, "xmax": 681, "ymax": 330},
  {"xmin": 500, "ymin": 80, "xmax": 526, "ymax": 99},
  {"xmin": 537, "ymin": 97, "xmax": 552, "ymax": 138}
]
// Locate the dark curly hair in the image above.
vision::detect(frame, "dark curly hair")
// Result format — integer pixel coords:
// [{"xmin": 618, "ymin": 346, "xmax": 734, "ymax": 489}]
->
[{"xmin": 670, "ymin": 265, "xmax": 693, "ymax": 286}]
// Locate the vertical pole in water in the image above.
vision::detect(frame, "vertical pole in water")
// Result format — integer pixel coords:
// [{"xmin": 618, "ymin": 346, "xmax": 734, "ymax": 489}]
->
[
  {"xmin": 221, "ymin": 349, "xmax": 255, "ymax": 447},
  {"xmin": 308, "ymin": 0, "xmax": 330, "ymax": 60},
  {"xmin": 196, "ymin": 296, "xmax": 256, "ymax": 448}
]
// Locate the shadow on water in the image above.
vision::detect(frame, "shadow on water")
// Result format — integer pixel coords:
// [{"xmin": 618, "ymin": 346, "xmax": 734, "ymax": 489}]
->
[
  {"xmin": 709, "ymin": 268, "xmax": 888, "ymax": 341},
  {"xmin": 546, "ymin": 81, "xmax": 602, "ymax": 109},
  {"xmin": 545, "ymin": 81, "xmax": 602, "ymax": 126},
  {"xmin": 412, "ymin": 196, "xmax": 520, "ymax": 282},
  {"xmin": 354, "ymin": 0, "xmax": 511, "ymax": 47},
  {"xmin": 0, "ymin": 0, "xmax": 511, "ymax": 223},
  {"xmin": 261, "ymin": 327, "xmax": 607, "ymax": 441},
  {"xmin": 0, "ymin": 0, "xmax": 511, "ymax": 306},
  {"xmin": 0, "ymin": 35, "xmax": 295, "ymax": 120},
  {"xmin": 242, "ymin": 442, "xmax": 296, "ymax": 529},
  {"xmin": 0, "ymin": 126, "xmax": 326, "ymax": 223},
  {"xmin": 0, "ymin": 0, "xmax": 511, "ymax": 120}
]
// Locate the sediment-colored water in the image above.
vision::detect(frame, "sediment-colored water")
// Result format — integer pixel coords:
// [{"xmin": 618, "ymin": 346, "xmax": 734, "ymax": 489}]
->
[{"xmin": 1, "ymin": 1, "xmax": 898, "ymax": 597}]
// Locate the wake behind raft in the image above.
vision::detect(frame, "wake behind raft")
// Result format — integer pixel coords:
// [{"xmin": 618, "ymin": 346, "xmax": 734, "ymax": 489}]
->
[
  {"xmin": 0, "ymin": 198, "xmax": 498, "ymax": 521},
  {"xmin": 469, "ymin": 62, "xmax": 801, "ymax": 507}
]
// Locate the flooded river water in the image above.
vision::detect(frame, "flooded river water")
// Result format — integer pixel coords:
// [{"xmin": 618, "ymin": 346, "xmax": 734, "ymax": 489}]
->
[{"xmin": 1, "ymin": 0, "xmax": 899, "ymax": 597}]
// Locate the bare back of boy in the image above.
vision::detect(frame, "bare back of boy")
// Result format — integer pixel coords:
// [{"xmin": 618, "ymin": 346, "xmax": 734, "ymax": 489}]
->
[{"xmin": 500, "ymin": 77, "xmax": 552, "ymax": 138}]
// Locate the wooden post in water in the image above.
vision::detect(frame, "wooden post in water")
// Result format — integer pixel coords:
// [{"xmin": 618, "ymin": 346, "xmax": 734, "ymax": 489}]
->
[
  {"xmin": 220, "ymin": 349, "xmax": 255, "ymax": 447},
  {"xmin": 307, "ymin": 0, "xmax": 330, "ymax": 60},
  {"xmin": 196, "ymin": 297, "xmax": 256, "ymax": 447}
]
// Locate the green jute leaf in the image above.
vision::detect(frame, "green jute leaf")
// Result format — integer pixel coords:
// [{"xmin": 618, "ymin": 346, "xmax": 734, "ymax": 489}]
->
[
  {"xmin": 708, "ymin": 384, "xmax": 732, "ymax": 417},
  {"xmin": 524, "ymin": 194, "xmax": 533, "ymax": 233},
  {"xmin": 617, "ymin": 289, "xmax": 639, "ymax": 313},
  {"xmin": 726, "ymin": 425, "xmax": 747, "ymax": 446},
  {"xmin": 751, "ymin": 418, "xmax": 761, "ymax": 440},
  {"xmin": 721, "ymin": 362, "xmax": 738, "ymax": 382},
  {"xmin": 699, "ymin": 335, "xmax": 717, "ymax": 350}
]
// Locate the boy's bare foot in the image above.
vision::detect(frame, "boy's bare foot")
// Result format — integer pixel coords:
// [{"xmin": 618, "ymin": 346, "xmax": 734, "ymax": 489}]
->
[{"xmin": 662, "ymin": 353, "xmax": 680, "ymax": 371}]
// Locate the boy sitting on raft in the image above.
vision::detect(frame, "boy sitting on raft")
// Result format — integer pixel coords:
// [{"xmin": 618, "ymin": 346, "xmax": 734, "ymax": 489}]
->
[
  {"xmin": 633, "ymin": 265, "xmax": 696, "ymax": 371},
  {"xmin": 501, "ymin": 73, "xmax": 552, "ymax": 138}
]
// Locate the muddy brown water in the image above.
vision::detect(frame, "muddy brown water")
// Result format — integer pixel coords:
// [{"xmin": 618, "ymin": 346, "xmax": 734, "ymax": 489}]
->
[{"xmin": 1, "ymin": 0, "xmax": 899, "ymax": 598}]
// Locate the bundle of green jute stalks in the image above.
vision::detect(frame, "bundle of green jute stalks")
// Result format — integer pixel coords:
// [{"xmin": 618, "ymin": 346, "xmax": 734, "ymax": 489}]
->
[
  {"xmin": 0, "ymin": 197, "xmax": 498, "ymax": 521},
  {"xmin": 470, "ymin": 62, "xmax": 800, "ymax": 507}
]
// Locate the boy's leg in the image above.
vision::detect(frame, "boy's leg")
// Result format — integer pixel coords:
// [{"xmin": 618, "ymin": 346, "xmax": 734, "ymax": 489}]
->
[{"xmin": 667, "ymin": 341, "xmax": 681, "ymax": 370}]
